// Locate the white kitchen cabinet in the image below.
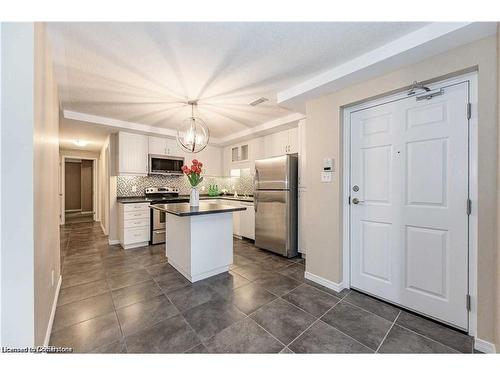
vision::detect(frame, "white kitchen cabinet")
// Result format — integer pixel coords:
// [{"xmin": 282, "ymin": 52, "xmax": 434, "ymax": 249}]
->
[
  {"xmin": 264, "ymin": 130, "xmax": 288, "ymax": 157},
  {"xmin": 183, "ymin": 145, "xmax": 222, "ymax": 176},
  {"xmin": 217, "ymin": 199, "xmax": 242, "ymax": 237},
  {"xmin": 118, "ymin": 202, "xmax": 150, "ymax": 249},
  {"xmin": 148, "ymin": 136, "xmax": 166, "ymax": 155},
  {"xmin": 202, "ymin": 198, "xmax": 254, "ymax": 239},
  {"xmin": 148, "ymin": 136, "xmax": 183, "ymax": 157},
  {"xmin": 288, "ymin": 126, "xmax": 299, "ymax": 154},
  {"xmin": 239, "ymin": 201, "xmax": 255, "ymax": 240},
  {"xmin": 263, "ymin": 127, "xmax": 299, "ymax": 157},
  {"xmin": 166, "ymin": 138, "xmax": 183, "ymax": 157},
  {"xmin": 117, "ymin": 132, "xmax": 149, "ymax": 176}
]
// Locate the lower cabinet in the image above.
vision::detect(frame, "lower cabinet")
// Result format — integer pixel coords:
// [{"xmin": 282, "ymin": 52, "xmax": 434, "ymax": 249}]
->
[
  {"xmin": 206, "ymin": 199, "xmax": 255, "ymax": 240},
  {"xmin": 118, "ymin": 202, "xmax": 150, "ymax": 249},
  {"xmin": 239, "ymin": 201, "xmax": 255, "ymax": 240}
]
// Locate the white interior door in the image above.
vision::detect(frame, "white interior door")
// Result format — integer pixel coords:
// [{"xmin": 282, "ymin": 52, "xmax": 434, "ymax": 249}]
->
[{"xmin": 349, "ymin": 81, "xmax": 469, "ymax": 330}]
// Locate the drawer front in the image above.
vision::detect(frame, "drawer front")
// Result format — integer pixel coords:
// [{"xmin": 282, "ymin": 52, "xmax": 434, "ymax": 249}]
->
[
  {"xmin": 124, "ymin": 210, "xmax": 150, "ymax": 220},
  {"xmin": 124, "ymin": 226, "xmax": 150, "ymax": 244},
  {"xmin": 123, "ymin": 203, "xmax": 150, "ymax": 212},
  {"xmin": 124, "ymin": 217, "xmax": 150, "ymax": 229}
]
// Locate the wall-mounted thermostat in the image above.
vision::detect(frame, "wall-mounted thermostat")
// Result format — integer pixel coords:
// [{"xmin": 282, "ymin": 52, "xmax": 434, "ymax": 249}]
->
[
  {"xmin": 323, "ymin": 158, "xmax": 334, "ymax": 172},
  {"xmin": 321, "ymin": 157, "xmax": 334, "ymax": 183}
]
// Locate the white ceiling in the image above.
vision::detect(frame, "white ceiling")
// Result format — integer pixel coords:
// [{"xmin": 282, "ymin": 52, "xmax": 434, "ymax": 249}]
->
[
  {"xmin": 48, "ymin": 22, "xmax": 428, "ymax": 143},
  {"xmin": 59, "ymin": 118, "xmax": 112, "ymax": 152}
]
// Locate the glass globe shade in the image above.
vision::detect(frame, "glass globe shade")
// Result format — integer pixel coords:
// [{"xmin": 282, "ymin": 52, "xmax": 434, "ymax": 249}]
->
[{"xmin": 177, "ymin": 116, "xmax": 210, "ymax": 153}]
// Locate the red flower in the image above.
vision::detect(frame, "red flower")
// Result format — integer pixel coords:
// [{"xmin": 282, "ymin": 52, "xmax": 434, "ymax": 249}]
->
[
  {"xmin": 192, "ymin": 159, "xmax": 199, "ymax": 166},
  {"xmin": 198, "ymin": 162, "xmax": 203, "ymax": 168}
]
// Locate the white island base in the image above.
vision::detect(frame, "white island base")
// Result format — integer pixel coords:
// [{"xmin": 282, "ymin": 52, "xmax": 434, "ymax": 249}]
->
[{"xmin": 166, "ymin": 212, "xmax": 234, "ymax": 282}]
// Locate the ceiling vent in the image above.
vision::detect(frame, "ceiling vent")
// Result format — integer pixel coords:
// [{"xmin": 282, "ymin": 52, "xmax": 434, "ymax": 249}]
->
[{"xmin": 249, "ymin": 97, "xmax": 269, "ymax": 106}]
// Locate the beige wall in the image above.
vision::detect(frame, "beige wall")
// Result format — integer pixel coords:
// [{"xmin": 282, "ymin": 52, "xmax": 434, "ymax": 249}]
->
[
  {"xmin": 60, "ymin": 149, "xmax": 99, "ymax": 159},
  {"xmin": 304, "ymin": 35, "xmax": 498, "ymax": 345},
  {"xmin": 33, "ymin": 23, "xmax": 61, "ymax": 345},
  {"xmin": 496, "ymin": 25, "xmax": 500, "ymax": 351}
]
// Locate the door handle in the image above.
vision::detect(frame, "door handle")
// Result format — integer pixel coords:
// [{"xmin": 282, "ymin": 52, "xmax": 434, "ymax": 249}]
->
[{"xmin": 352, "ymin": 198, "xmax": 365, "ymax": 205}]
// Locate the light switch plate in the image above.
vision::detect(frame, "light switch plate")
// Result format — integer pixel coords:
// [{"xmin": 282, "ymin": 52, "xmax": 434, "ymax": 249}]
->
[{"xmin": 321, "ymin": 171, "xmax": 332, "ymax": 183}]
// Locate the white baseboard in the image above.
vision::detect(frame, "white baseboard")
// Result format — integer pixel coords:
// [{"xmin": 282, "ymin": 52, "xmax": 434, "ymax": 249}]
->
[
  {"xmin": 108, "ymin": 239, "xmax": 120, "ymax": 245},
  {"xmin": 304, "ymin": 271, "xmax": 345, "ymax": 293},
  {"xmin": 43, "ymin": 275, "xmax": 62, "ymax": 346},
  {"xmin": 474, "ymin": 338, "xmax": 496, "ymax": 353}
]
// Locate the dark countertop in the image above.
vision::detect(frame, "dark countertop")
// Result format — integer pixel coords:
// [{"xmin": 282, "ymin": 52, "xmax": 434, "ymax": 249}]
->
[
  {"xmin": 150, "ymin": 202, "xmax": 247, "ymax": 217},
  {"xmin": 117, "ymin": 196, "xmax": 189, "ymax": 204},
  {"xmin": 117, "ymin": 195, "xmax": 253, "ymax": 204}
]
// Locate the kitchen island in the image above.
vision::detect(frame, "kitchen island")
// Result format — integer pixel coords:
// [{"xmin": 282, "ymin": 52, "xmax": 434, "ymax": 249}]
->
[{"xmin": 150, "ymin": 202, "xmax": 246, "ymax": 282}]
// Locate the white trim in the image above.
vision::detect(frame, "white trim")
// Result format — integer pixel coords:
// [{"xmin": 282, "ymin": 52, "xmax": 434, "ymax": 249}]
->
[
  {"xmin": 304, "ymin": 272, "xmax": 345, "ymax": 293},
  {"xmin": 341, "ymin": 72, "xmax": 478, "ymax": 337},
  {"xmin": 277, "ymin": 22, "xmax": 496, "ymax": 112},
  {"xmin": 108, "ymin": 239, "xmax": 120, "ymax": 245},
  {"xmin": 216, "ymin": 112, "xmax": 305, "ymax": 146},
  {"xmin": 43, "ymin": 275, "xmax": 62, "ymax": 346},
  {"xmin": 474, "ymin": 338, "xmax": 496, "ymax": 354},
  {"xmin": 63, "ymin": 109, "xmax": 305, "ymax": 147},
  {"xmin": 61, "ymin": 155, "xmax": 99, "ymax": 224}
]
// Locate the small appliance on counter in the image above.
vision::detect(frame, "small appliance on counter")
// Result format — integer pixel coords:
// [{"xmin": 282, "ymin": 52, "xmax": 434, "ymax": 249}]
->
[{"xmin": 145, "ymin": 187, "xmax": 188, "ymax": 245}]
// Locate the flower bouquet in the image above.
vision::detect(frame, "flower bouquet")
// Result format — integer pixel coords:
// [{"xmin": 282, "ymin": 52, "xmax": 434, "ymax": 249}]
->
[{"xmin": 182, "ymin": 159, "xmax": 203, "ymax": 207}]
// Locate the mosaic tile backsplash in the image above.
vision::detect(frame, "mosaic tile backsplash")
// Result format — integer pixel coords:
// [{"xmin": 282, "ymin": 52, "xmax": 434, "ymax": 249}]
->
[{"xmin": 116, "ymin": 172, "xmax": 254, "ymax": 197}]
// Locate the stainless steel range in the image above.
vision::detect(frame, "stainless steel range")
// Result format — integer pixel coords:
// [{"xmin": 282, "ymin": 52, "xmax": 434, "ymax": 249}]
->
[{"xmin": 145, "ymin": 187, "xmax": 188, "ymax": 245}]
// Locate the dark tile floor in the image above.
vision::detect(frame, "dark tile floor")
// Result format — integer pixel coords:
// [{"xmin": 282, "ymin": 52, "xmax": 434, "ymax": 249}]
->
[{"xmin": 51, "ymin": 221, "xmax": 475, "ymax": 354}]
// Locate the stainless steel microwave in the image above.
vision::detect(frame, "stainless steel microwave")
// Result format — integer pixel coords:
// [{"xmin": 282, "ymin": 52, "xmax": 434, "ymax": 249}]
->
[{"xmin": 148, "ymin": 154, "xmax": 184, "ymax": 175}]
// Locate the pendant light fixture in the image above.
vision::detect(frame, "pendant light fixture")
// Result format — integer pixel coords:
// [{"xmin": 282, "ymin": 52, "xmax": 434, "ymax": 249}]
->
[{"xmin": 176, "ymin": 100, "xmax": 210, "ymax": 153}]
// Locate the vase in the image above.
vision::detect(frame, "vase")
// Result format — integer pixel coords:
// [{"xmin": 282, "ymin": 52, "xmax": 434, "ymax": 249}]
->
[{"xmin": 190, "ymin": 187, "xmax": 200, "ymax": 207}]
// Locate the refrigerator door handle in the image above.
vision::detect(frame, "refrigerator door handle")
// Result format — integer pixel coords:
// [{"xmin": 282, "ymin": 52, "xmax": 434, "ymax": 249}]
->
[
  {"xmin": 254, "ymin": 192, "xmax": 258, "ymax": 212},
  {"xmin": 254, "ymin": 168, "xmax": 259, "ymax": 192}
]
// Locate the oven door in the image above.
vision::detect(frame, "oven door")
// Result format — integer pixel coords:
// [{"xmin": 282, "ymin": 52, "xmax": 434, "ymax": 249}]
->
[
  {"xmin": 152, "ymin": 208, "xmax": 166, "ymax": 231},
  {"xmin": 149, "ymin": 154, "xmax": 184, "ymax": 175},
  {"xmin": 151, "ymin": 208, "xmax": 166, "ymax": 245}
]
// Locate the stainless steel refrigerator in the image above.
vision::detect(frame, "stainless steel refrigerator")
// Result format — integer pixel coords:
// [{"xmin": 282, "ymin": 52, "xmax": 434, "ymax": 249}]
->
[{"xmin": 254, "ymin": 154, "xmax": 298, "ymax": 258}]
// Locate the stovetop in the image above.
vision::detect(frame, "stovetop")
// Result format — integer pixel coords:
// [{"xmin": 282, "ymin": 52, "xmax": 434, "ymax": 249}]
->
[{"xmin": 144, "ymin": 186, "xmax": 185, "ymax": 203}]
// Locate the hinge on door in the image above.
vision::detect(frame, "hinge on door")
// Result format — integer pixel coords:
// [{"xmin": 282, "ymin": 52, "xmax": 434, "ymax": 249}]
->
[
  {"xmin": 467, "ymin": 103, "xmax": 472, "ymax": 120},
  {"xmin": 466, "ymin": 294, "xmax": 471, "ymax": 311},
  {"xmin": 348, "ymin": 196, "xmax": 351, "ymax": 205},
  {"xmin": 466, "ymin": 198, "xmax": 472, "ymax": 216}
]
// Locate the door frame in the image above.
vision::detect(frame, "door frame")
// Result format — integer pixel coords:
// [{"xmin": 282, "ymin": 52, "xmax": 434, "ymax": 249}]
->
[
  {"xmin": 61, "ymin": 155, "xmax": 99, "ymax": 225},
  {"xmin": 341, "ymin": 71, "xmax": 478, "ymax": 337}
]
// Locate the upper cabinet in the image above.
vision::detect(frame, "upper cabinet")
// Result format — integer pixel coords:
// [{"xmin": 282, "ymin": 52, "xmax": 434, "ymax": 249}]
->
[
  {"xmin": 148, "ymin": 136, "xmax": 183, "ymax": 157},
  {"xmin": 223, "ymin": 138, "xmax": 264, "ymax": 176},
  {"xmin": 182, "ymin": 146, "xmax": 223, "ymax": 176},
  {"xmin": 117, "ymin": 132, "xmax": 149, "ymax": 176},
  {"xmin": 116, "ymin": 132, "xmax": 222, "ymax": 177},
  {"xmin": 288, "ymin": 127, "xmax": 299, "ymax": 154},
  {"xmin": 263, "ymin": 127, "xmax": 299, "ymax": 158}
]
